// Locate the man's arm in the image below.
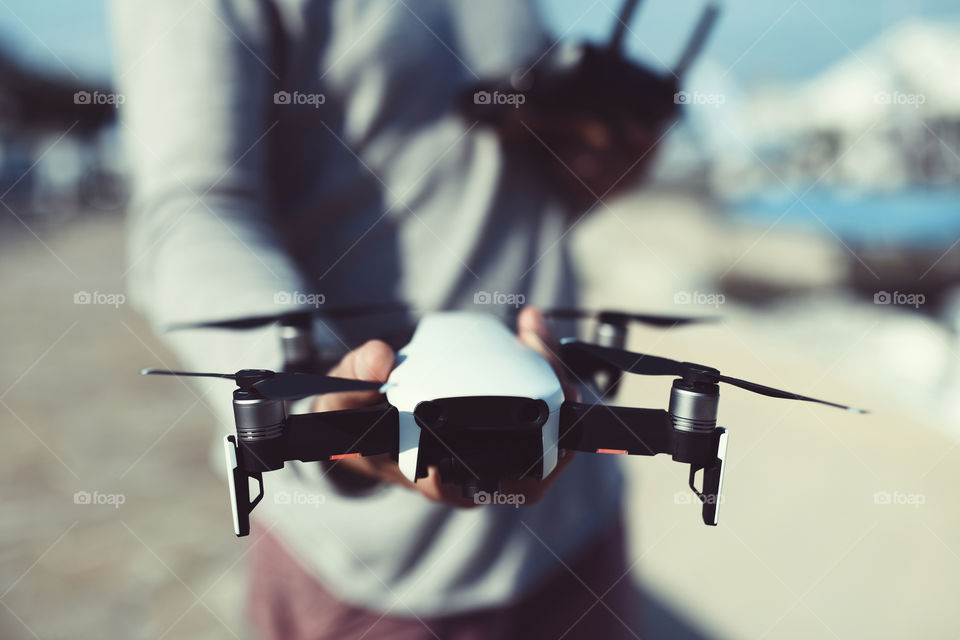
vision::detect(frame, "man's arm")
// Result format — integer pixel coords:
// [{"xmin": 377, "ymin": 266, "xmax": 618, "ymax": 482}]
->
[{"xmin": 113, "ymin": 0, "xmax": 310, "ymax": 332}]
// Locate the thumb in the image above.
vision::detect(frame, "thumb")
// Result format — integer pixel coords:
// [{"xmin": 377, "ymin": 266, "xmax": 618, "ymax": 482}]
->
[
  {"xmin": 517, "ymin": 306, "xmax": 556, "ymax": 362},
  {"xmin": 517, "ymin": 306, "xmax": 580, "ymax": 402},
  {"xmin": 317, "ymin": 340, "xmax": 395, "ymax": 412}
]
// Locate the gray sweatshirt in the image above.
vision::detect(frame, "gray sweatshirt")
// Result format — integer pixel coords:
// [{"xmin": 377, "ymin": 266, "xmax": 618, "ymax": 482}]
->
[{"xmin": 113, "ymin": 0, "xmax": 623, "ymax": 616}]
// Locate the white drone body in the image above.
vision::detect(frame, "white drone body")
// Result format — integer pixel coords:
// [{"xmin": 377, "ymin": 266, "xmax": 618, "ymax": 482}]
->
[{"xmin": 385, "ymin": 312, "xmax": 564, "ymax": 483}]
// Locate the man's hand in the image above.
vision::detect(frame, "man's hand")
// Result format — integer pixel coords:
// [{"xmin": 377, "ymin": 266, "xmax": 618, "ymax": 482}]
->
[{"xmin": 312, "ymin": 307, "xmax": 577, "ymax": 507}]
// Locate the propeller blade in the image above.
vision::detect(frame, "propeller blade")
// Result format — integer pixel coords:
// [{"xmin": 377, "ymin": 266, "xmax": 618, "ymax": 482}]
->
[
  {"xmin": 614, "ymin": 312, "xmax": 717, "ymax": 328},
  {"xmin": 165, "ymin": 304, "xmax": 411, "ymax": 332},
  {"xmin": 560, "ymin": 340, "xmax": 685, "ymax": 376},
  {"xmin": 559, "ymin": 343, "xmax": 866, "ymax": 413},
  {"xmin": 140, "ymin": 368, "xmax": 238, "ymax": 380},
  {"xmin": 545, "ymin": 308, "xmax": 716, "ymax": 328},
  {"xmin": 251, "ymin": 373, "xmax": 383, "ymax": 400},
  {"xmin": 322, "ymin": 303, "xmax": 409, "ymax": 318},
  {"xmin": 166, "ymin": 311, "xmax": 312, "ymax": 332},
  {"xmin": 141, "ymin": 368, "xmax": 383, "ymax": 400},
  {"xmin": 718, "ymin": 375, "xmax": 867, "ymax": 413}
]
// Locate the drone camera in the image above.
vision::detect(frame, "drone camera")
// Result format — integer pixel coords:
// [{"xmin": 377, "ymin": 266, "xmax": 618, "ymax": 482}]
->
[{"xmin": 414, "ymin": 397, "xmax": 550, "ymax": 497}]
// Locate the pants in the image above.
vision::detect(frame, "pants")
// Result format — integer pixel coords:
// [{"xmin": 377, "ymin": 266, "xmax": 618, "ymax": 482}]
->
[{"xmin": 248, "ymin": 520, "xmax": 639, "ymax": 640}]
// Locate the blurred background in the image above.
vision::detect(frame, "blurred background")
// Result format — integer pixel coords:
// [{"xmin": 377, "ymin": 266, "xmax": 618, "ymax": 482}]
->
[{"xmin": 1, "ymin": 0, "xmax": 958, "ymax": 638}]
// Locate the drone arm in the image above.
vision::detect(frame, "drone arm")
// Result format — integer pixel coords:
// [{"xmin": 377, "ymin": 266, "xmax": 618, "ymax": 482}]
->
[
  {"xmin": 559, "ymin": 400, "xmax": 719, "ymax": 464},
  {"xmin": 559, "ymin": 402, "xmax": 673, "ymax": 456},
  {"xmin": 559, "ymin": 401, "xmax": 728, "ymax": 526},
  {"xmin": 224, "ymin": 404, "xmax": 397, "ymax": 538},
  {"xmin": 283, "ymin": 404, "xmax": 399, "ymax": 463}
]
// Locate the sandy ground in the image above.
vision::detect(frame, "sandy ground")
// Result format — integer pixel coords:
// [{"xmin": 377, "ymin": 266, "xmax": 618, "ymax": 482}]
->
[{"xmin": 1, "ymin": 205, "xmax": 958, "ymax": 639}]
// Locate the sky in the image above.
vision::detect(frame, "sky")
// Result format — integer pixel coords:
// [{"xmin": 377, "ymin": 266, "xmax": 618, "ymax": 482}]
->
[{"xmin": 0, "ymin": 0, "xmax": 958, "ymax": 85}]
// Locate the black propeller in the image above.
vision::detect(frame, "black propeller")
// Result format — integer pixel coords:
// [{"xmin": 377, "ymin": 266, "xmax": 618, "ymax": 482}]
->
[
  {"xmin": 166, "ymin": 305, "xmax": 708, "ymax": 333},
  {"xmin": 167, "ymin": 311, "xmax": 312, "ymax": 331},
  {"xmin": 543, "ymin": 309, "xmax": 717, "ymax": 328},
  {"xmin": 559, "ymin": 340, "xmax": 867, "ymax": 413},
  {"xmin": 166, "ymin": 304, "xmax": 409, "ymax": 332},
  {"xmin": 140, "ymin": 368, "xmax": 383, "ymax": 400}
]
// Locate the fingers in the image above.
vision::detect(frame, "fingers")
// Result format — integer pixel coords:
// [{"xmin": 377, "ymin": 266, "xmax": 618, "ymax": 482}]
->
[
  {"xmin": 517, "ymin": 306, "xmax": 557, "ymax": 363},
  {"xmin": 548, "ymin": 448, "xmax": 577, "ymax": 477},
  {"xmin": 517, "ymin": 306, "xmax": 580, "ymax": 402},
  {"xmin": 414, "ymin": 467, "xmax": 478, "ymax": 508},
  {"xmin": 334, "ymin": 453, "xmax": 417, "ymax": 490},
  {"xmin": 316, "ymin": 340, "xmax": 395, "ymax": 412},
  {"xmin": 500, "ymin": 449, "xmax": 578, "ymax": 506}
]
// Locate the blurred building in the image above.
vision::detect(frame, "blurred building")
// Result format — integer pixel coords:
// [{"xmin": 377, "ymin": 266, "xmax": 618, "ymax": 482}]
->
[{"xmin": 0, "ymin": 44, "xmax": 126, "ymax": 225}]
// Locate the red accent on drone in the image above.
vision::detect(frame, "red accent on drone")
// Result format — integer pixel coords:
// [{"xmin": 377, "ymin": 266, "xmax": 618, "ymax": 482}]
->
[
  {"xmin": 329, "ymin": 453, "xmax": 362, "ymax": 460},
  {"xmin": 596, "ymin": 448, "xmax": 628, "ymax": 455}
]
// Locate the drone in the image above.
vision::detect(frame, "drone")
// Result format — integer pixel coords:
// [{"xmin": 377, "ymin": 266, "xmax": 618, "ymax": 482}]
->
[{"xmin": 143, "ymin": 307, "xmax": 865, "ymax": 537}]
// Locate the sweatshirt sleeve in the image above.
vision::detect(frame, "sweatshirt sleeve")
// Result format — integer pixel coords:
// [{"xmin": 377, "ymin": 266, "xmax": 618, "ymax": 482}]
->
[{"xmin": 112, "ymin": 0, "xmax": 312, "ymax": 332}]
